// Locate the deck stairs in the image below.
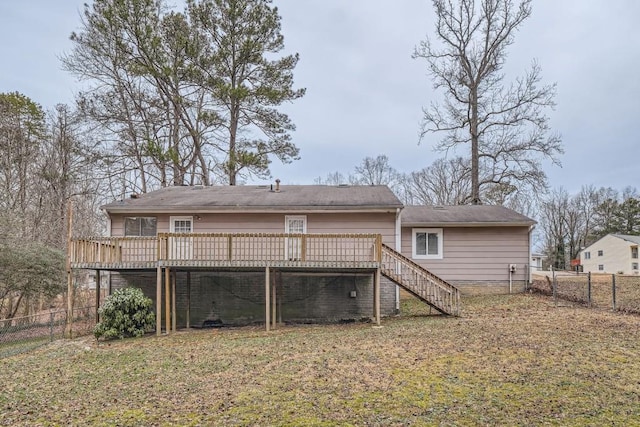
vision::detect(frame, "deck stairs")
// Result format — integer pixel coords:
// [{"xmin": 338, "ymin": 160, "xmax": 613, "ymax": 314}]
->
[{"xmin": 380, "ymin": 244, "xmax": 461, "ymax": 316}]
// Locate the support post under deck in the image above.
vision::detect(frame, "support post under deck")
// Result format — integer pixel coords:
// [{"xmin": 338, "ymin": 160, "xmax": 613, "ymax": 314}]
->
[
  {"xmin": 165, "ymin": 267, "xmax": 170, "ymax": 334},
  {"xmin": 265, "ymin": 266, "xmax": 270, "ymax": 332},
  {"xmin": 374, "ymin": 268, "xmax": 381, "ymax": 326},
  {"xmin": 95, "ymin": 270, "xmax": 101, "ymax": 323},
  {"xmin": 156, "ymin": 266, "xmax": 162, "ymax": 336}
]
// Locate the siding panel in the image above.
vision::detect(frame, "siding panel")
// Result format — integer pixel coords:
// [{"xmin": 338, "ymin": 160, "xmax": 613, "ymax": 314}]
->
[{"xmin": 401, "ymin": 226, "xmax": 530, "ymax": 283}]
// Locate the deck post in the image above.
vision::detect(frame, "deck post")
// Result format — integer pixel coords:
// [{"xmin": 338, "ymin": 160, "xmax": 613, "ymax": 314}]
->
[
  {"xmin": 265, "ymin": 266, "xmax": 271, "ymax": 332},
  {"xmin": 186, "ymin": 271, "xmax": 191, "ymax": 328},
  {"xmin": 156, "ymin": 266, "xmax": 162, "ymax": 336},
  {"xmin": 165, "ymin": 267, "xmax": 170, "ymax": 334},
  {"xmin": 171, "ymin": 270, "xmax": 177, "ymax": 332},
  {"xmin": 95, "ymin": 270, "xmax": 101, "ymax": 323},
  {"xmin": 374, "ymin": 268, "xmax": 381, "ymax": 326}
]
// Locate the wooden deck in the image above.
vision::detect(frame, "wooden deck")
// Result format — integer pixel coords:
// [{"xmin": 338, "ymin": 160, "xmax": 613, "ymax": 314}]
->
[
  {"xmin": 70, "ymin": 233, "xmax": 382, "ymax": 270},
  {"xmin": 70, "ymin": 233, "xmax": 461, "ymax": 325}
]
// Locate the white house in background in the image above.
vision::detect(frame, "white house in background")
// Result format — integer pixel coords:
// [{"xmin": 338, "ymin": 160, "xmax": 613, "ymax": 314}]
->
[
  {"xmin": 530, "ymin": 253, "xmax": 547, "ymax": 271},
  {"xmin": 580, "ymin": 234, "xmax": 640, "ymax": 275}
]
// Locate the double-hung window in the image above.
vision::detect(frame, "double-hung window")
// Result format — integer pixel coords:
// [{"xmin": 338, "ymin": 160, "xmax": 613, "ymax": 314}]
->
[
  {"xmin": 124, "ymin": 217, "xmax": 157, "ymax": 236},
  {"xmin": 412, "ymin": 228, "xmax": 443, "ymax": 260}
]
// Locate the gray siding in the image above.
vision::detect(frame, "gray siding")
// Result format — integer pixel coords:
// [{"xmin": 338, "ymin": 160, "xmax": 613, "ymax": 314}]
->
[
  {"xmin": 110, "ymin": 212, "xmax": 396, "ymax": 246},
  {"xmin": 401, "ymin": 226, "xmax": 530, "ymax": 293}
]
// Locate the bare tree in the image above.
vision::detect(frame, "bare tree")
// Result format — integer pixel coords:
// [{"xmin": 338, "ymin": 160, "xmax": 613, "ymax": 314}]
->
[
  {"xmin": 414, "ymin": 0, "xmax": 562, "ymax": 204},
  {"xmin": 539, "ymin": 188, "xmax": 570, "ymax": 269},
  {"xmin": 353, "ymin": 155, "xmax": 400, "ymax": 186},
  {"xmin": 313, "ymin": 171, "xmax": 358, "ymax": 186},
  {"xmin": 400, "ymin": 157, "xmax": 471, "ymax": 205}
]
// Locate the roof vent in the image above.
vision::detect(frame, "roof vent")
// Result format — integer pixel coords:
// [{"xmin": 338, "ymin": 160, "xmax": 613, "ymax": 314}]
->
[
  {"xmin": 130, "ymin": 193, "xmax": 139, "ymax": 199},
  {"xmin": 275, "ymin": 178, "xmax": 281, "ymax": 193},
  {"xmin": 192, "ymin": 186, "xmax": 204, "ymax": 190},
  {"xmin": 337, "ymin": 184, "xmax": 349, "ymax": 188},
  {"xmin": 433, "ymin": 206, "xmax": 445, "ymax": 210}
]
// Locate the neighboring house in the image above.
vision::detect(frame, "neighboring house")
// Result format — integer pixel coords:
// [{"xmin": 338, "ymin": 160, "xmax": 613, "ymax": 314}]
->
[
  {"xmin": 400, "ymin": 206, "xmax": 535, "ymax": 294},
  {"xmin": 69, "ymin": 184, "xmax": 534, "ymax": 333},
  {"xmin": 580, "ymin": 234, "xmax": 640, "ymax": 275},
  {"xmin": 530, "ymin": 253, "xmax": 547, "ymax": 271}
]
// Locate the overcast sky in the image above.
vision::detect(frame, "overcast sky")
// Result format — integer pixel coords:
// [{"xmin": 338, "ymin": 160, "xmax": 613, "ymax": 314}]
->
[{"xmin": 1, "ymin": 0, "xmax": 638, "ymax": 194}]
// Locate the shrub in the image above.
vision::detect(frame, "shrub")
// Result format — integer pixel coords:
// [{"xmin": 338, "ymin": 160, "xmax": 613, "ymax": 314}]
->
[{"xmin": 94, "ymin": 287, "xmax": 155, "ymax": 340}]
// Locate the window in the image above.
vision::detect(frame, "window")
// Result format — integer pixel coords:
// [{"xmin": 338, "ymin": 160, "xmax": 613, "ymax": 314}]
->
[
  {"xmin": 633, "ymin": 263, "xmax": 639, "ymax": 271},
  {"xmin": 598, "ymin": 250, "xmax": 604, "ymax": 256},
  {"xmin": 412, "ymin": 228, "xmax": 443, "ymax": 260},
  {"xmin": 124, "ymin": 217, "xmax": 157, "ymax": 236},
  {"xmin": 584, "ymin": 251, "xmax": 591, "ymax": 260},
  {"xmin": 598, "ymin": 264, "xmax": 604, "ymax": 271},
  {"xmin": 632, "ymin": 247, "xmax": 638, "ymax": 259}
]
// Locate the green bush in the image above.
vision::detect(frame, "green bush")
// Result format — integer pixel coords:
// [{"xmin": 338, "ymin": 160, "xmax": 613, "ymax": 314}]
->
[{"xmin": 94, "ymin": 287, "xmax": 155, "ymax": 340}]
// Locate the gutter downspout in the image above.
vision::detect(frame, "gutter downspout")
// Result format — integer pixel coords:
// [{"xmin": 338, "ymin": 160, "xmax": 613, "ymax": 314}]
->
[
  {"xmin": 395, "ymin": 207, "xmax": 402, "ymax": 313},
  {"xmin": 528, "ymin": 224, "xmax": 535, "ymax": 287}
]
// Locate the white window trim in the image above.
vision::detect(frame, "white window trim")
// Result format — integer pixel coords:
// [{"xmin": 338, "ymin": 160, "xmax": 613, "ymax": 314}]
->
[
  {"xmin": 285, "ymin": 215, "xmax": 307, "ymax": 233},
  {"xmin": 412, "ymin": 228, "xmax": 443, "ymax": 260},
  {"xmin": 169, "ymin": 216, "xmax": 194, "ymax": 233}
]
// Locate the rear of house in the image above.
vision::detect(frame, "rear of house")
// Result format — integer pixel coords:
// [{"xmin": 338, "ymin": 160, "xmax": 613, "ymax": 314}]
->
[
  {"xmin": 101, "ymin": 185, "xmax": 403, "ymax": 328},
  {"xmin": 70, "ymin": 184, "xmax": 535, "ymax": 331}
]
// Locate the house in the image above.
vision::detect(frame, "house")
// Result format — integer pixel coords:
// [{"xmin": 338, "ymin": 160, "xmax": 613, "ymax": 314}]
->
[
  {"xmin": 69, "ymin": 184, "xmax": 534, "ymax": 334},
  {"xmin": 530, "ymin": 253, "xmax": 547, "ymax": 271},
  {"xmin": 399, "ymin": 205, "xmax": 535, "ymax": 294},
  {"xmin": 580, "ymin": 234, "xmax": 640, "ymax": 275}
]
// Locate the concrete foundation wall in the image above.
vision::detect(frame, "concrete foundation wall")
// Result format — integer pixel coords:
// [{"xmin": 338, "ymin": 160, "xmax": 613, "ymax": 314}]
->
[
  {"xmin": 110, "ymin": 270, "xmax": 397, "ymax": 327},
  {"xmin": 452, "ymin": 280, "xmax": 527, "ymax": 295}
]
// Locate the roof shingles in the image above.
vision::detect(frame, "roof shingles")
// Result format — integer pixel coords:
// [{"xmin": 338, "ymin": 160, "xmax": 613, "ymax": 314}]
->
[{"xmin": 102, "ymin": 185, "xmax": 403, "ymax": 213}]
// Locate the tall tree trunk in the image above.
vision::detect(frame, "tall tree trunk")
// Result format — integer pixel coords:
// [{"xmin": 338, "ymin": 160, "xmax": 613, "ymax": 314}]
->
[{"xmin": 470, "ymin": 88, "xmax": 480, "ymax": 204}]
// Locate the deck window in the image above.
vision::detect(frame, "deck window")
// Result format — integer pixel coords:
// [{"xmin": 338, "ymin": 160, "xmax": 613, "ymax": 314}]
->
[
  {"xmin": 632, "ymin": 247, "xmax": 638, "ymax": 259},
  {"xmin": 598, "ymin": 264, "xmax": 604, "ymax": 271},
  {"xmin": 124, "ymin": 217, "xmax": 157, "ymax": 236},
  {"xmin": 633, "ymin": 263, "xmax": 639, "ymax": 271},
  {"xmin": 412, "ymin": 228, "xmax": 443, "ymax": 260}
]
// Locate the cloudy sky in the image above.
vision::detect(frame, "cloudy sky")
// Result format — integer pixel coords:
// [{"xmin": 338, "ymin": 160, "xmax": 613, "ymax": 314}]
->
[{"xmin": 1, "ymin": 0, "xmax": 638, "ymax": 194}]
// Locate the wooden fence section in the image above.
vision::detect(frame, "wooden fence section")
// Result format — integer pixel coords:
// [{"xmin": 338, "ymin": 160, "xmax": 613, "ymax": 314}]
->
[
  {"xmin": 71, "ymin": 233, "xmax": 381, "ymax": 268},
  {"xmin": 380, "ymin": 244, "xmax": 460, "ymax": 316}
]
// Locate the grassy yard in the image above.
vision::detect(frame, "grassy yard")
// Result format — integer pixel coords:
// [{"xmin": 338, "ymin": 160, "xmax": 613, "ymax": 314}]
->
[{"xmin": 1, "ymin": 294, "xmax": 639, "ymax": 426}]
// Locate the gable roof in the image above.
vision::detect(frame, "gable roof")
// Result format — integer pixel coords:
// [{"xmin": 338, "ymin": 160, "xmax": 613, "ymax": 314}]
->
[
  {"xmin": 401, "ymin": 205, "xmax": 535, "ymax": 227},
  {"xmin": 102, "ymin": 185, "xmax": 403, "ymax": 213},
  {"xmin": 611, "ymin": 234, "xmax": 640, "ymax": 245}
]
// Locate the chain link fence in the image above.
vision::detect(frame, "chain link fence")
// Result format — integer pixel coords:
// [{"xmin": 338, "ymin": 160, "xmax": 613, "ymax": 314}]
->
[
  {"xmin": 0, "ymin": 305, "xmax": 97, "ymax": 358},
  {"xmin": 530, "ymin": 272, "xmax": 640, "ymax": 314}
]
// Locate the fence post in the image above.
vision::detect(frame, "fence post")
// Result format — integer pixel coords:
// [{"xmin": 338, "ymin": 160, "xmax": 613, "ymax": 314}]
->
[
  {"xmin": 587, "ymin": 272, "xmax": 591, "ymax": 307},
  {"xmin": 552, "ymin": 266, "xmax": 557, "ymax": 306},
  {"xmin": 49, "ymin": 310, "xmax": 55, "ymax": 342},
  {"xmin": 612, "ymin": 274, "xmax": 617, "ymax": 311}
]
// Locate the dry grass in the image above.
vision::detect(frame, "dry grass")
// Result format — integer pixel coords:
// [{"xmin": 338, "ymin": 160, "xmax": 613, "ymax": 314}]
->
[
  {"xmin": 1, "ymin": 294, "xmax": 640, "ymax": 426},
  {"xmin": 532, "ymin": 273, "xmax": 640, "ymax": 313}
]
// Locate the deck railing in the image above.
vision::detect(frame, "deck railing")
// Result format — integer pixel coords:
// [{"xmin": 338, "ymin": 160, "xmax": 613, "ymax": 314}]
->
[
  {"xmin": 381, "ymin": 244, "xmax": 460, "ymax": 316},
  {"xmin": 71, "ymin": 233, "xmax": 382, "ymax": 267},
  {"xmin": 70, "ymin": 237, "xmax": 158, "ymax": 265}
]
